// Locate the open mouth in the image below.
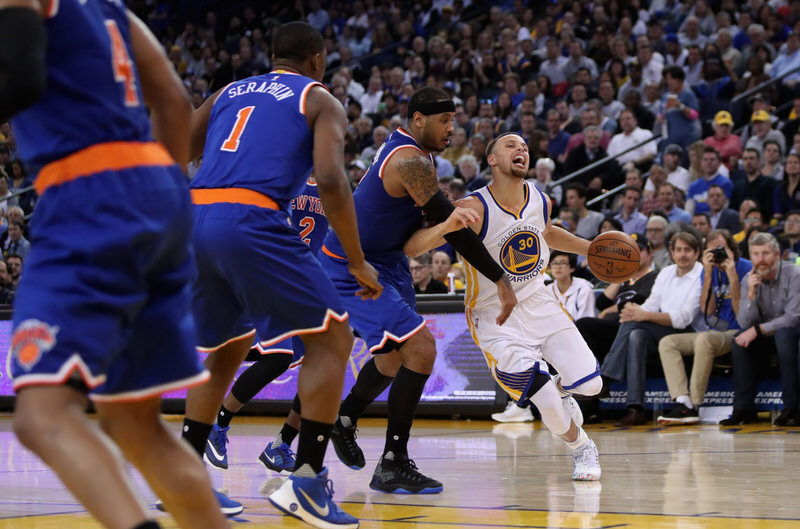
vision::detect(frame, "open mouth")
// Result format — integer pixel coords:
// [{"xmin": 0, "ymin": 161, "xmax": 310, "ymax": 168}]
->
[{"xmin": 512, "ymin": 154, "xmax": 527, "ymax": 168}]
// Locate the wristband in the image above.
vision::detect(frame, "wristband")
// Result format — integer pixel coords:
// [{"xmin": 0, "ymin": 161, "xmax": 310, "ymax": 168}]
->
[{"xmin": 754, "ymin": 325, "xmax": 762, "ymax": 336}]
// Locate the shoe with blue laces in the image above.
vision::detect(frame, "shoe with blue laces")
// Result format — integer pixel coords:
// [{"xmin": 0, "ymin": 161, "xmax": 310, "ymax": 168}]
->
[
  {"xmin": 259, "ymin": 440, "xmax": 296, "ymax": 475},
  {"xmin": 269, "ymin": 465, "xmax": 358, "ymax": 529},
  {"xmin": 204, "ymin": 424, "xmax": 229, "ymax": 470}
]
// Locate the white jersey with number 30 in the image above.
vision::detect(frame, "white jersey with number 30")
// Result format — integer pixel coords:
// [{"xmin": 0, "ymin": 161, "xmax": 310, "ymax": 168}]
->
[{"xmin": 463, "ymin": 180, "xmax": 552, "ymax": 311}]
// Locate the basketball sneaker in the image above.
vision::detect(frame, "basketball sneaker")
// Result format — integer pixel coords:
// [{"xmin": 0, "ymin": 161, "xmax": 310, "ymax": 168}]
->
[
  {"xmin": 572, "ymin": 439, "xmax": 601, "ymax": 481},
  {"xmin": 491, "ymin": 401, "xmax": 534, "ymax": 423},
  {"xmin": 369, "ymin": 452, "xmax": 443, "ymax": 494},
  {"xmin": 268, "ymin": 465, "xmax": 358, "ymax": 529},
  {"xmin": 330, "ymin": 417, "xmax": 365, "ymax": 470},
  {"xmin": 259, "ymin": 440, "xmax": 295, "ymax": 474},
  {"xmin": 204, "ymin": 424, "xmax": 229, "ymax": 470},
  {"xmin": 156, "ymin": 489, "xmax": 243, "ymax": 517},
  {"xmin": 562, "ymin": 395, "xmax": 584, "ymax": 427},
  {"xmin": 657, "ymin": 403, "xmax": 700, "ymax": 426}
]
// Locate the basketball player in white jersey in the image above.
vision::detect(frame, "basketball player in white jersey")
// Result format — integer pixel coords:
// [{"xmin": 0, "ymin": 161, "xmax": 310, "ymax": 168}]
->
[{"xmin": 406, "ymin": 132, "xmax": 602, "ymax": 480}]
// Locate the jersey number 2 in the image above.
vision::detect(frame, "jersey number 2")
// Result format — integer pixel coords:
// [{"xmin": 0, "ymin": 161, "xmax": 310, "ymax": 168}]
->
[
  {"xmin": 105, "ymin": 20, "xmax": 139, "ymax": 107},
  {"xmin": 221, "ymin": 106, "xmax": 255, "ymax": 152},
  {"xmin": 298, "ymin": 216, "xmax": 315, "ymax": 245}
]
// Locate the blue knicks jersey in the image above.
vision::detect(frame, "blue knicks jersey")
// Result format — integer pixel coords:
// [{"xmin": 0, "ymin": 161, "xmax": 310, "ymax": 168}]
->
[
  {"xmin": 11, "ymin": 0, "xmax": 151, "ymax": 169},
  {"xmin": 290, "ymin": 180, "xmax": 328, "ymax": 255},
  {"xmin": 323, "ymin": 128, "xmax": 430, "ymax": 265},
  {"xmin": 192, "ymin": 71, "xmax": 323, "ymax": 211}
]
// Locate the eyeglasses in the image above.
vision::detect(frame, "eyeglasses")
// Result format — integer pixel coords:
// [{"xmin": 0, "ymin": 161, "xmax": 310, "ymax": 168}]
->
[{"xmin": 409, "ymin": 265, "xmax": 427, "ymax": 272}]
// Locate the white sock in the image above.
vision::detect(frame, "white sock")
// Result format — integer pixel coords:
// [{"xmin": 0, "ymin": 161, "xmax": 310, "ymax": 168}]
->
[
  {"xmin": 566, "ymin": 426, "xmax": 589, "ymax": 452},
  {"xmin": 676, "ymin": 395, "xmax": 694, "ymax": 409}
]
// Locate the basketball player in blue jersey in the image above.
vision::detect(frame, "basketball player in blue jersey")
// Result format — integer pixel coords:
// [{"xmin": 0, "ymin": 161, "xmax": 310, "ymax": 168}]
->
[
  {"xmin": 320, "ymin": 86, "xmax": 517, "ymax": 494},
  {"xmin": 185, "ymin": 22, "xmax": 380, "ymax": 529},
  {"xmin": 1, "ymin": 0, "xmax": 233, "ymax": 528},
  {"xmin": 414, "ymin": 132, "xmax": 603, "ymax": 480},
  {"xmin": 204, "ymin": 178, "xmax": 326, "ymax": 473}
]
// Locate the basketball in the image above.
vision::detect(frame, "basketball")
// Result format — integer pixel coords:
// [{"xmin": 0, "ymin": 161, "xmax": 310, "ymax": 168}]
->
[{"xmin": 586, "ymin": 231, "xmax": 640, "ymax": 283}]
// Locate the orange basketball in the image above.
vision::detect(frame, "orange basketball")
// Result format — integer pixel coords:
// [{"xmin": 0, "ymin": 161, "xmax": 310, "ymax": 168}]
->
[{"xmin": 586, "ymin": 231, "xmax": 640, "ymax": 283}]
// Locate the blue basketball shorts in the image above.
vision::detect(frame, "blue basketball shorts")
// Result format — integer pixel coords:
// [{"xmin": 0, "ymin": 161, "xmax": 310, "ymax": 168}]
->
[
  {"xmin": 319, "ymin": 251, "xmax": 425, "ymax": 354},
  {"xmin": 191, "ymin": 202, "xmax": 347, "ymax": 353},
  {"xmin": 10, "ymin": 143, "xmax": 208, "ymax": 401}
]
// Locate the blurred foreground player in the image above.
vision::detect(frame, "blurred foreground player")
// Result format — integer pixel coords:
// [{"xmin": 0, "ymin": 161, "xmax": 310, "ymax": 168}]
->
[
  {"xmin": 4, "ymin": 0, "xmax": 231, "ymax": 527},
  {"xmin": 185, "ymin": 21, "xmax": 381, "ymax": 529}
]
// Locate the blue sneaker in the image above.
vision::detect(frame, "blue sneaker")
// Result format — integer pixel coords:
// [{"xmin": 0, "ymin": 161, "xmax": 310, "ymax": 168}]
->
[
  {"xmin": 204, "ymin": 424, "xmax": 229, "ymax": 470},
  {"xmin": 268, "ymin": 466, "xmax": 358, "ymax": 529},
  {"xmin": 259, "ymin": 441, "xmax": 295, "ymax": 475},
  {"xmin": 155, "ymin": 489, "xmax": 244, "ymax": 517}
]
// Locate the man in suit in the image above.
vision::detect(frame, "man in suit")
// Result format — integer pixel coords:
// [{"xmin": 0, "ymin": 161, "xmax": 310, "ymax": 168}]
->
[{"xmin": 707, "ymin": 184, "xmax": 742, "ymax": 234}]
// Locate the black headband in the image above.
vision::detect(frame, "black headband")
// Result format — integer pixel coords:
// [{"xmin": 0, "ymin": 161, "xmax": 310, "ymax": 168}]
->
[{"xmin": 407, "ymin": 99, "xmax": 455, "ymax": 118}]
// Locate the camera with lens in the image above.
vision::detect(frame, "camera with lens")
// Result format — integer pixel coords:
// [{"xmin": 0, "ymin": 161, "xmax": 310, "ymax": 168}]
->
[{"xmin": 712, "ymin": 245, "xmax": 728, "ymax": 264}]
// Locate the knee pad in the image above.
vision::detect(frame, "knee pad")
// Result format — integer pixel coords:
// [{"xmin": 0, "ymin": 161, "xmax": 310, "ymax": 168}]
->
[
  {"xmin": 569, "ymin": 374, "xmax": 603, "ymax": 397},
  {"xmin": 529, "ymin": 381, "xmax": 571, "ymax": 436}
]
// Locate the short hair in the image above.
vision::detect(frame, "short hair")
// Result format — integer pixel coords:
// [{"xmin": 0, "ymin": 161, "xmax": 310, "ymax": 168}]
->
[
  {"xmin": 669, "ymin": 231, "xmax": 700, "ymax": 252},
  {"xmin": 566, "ymin": 182, "xmax": 588, "ymax": 199},
  {"xmin": 664, "ymin": 65, "xmax": 685, "ymax": 80},
  {"xmin": 486, "ymin": 131, "xmax": 523, "ymax": 157},
  {"xmin": 763, "ymin": 139, "xmax": 782, "ymax": 155},
  {"xmin": 550, "ymin": 250, "xmax": 577, "ymax": 269},
  {"xmin": 743, "ymin": 147, "xmax": 761, "ymax": 159},
  {"xmin": 411, "ymin": 252, "xmax": 432, "ymax": 266},
  {"xmin": 749, "ymin": 232, "xmax": 780, "ymax": 253},
  {"xmin": 623, "ymin": 185, "xmax": 642, "ymax": 198},
  {"xmin": 619, "ymin": 108, "xmax": 637, "ymax": 121},
  {"xmin": 707, "ymin": 229, "xmax": 740, "ymax": 260},
  {"xmin": 703, "ymin": 145, "xmax": 721, "ymax": 159},
  {"xmin": 786, "ymin": 209, "xmax": 800, "ymax": 219},
  {"xmin": 561, "ymin": 207, "xmax": 580, "ymax": 225},
  {"xmin": 692, "ymin": 212, "xmax": 711, "ymax": 224},
  {"xmin": 708, "ymin": 183, "xmax": 726, "ymax": 194},
  {"xmin": 7, "ymin": 221, "xmax": 22, "ymax": 230},
  {"xmin": 457, "ymin": 154, "xmax": 479, "ymax": 170},
  {"xmin": 273, "ymin": 22, "xmax": 324, "ymax": 63},
  {"xmin": 409, "ymin": 86, "xmax": 451, "ymax": 116},
  {"xmin": 536, "ymin": 157, "xmax": 555, "ymax": 171},
  {"xmin": 647, "ymin": 215, "xmax": 668, "ymax": 228}
]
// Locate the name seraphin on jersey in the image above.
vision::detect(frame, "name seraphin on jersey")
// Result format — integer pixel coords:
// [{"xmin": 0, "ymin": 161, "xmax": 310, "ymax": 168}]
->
[
  {"xmin": 226, "ymin": 80, "xmax": 294, "ymax": 101},
  {"xmin": 498, "ymin": 224, "xmax": 546, "ymax": 282}
]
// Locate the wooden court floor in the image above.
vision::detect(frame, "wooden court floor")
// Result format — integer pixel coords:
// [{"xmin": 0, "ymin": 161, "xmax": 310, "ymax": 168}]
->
[{"xmin": 2, "ymin": 413, "xmax": 800, "ymax": 528}]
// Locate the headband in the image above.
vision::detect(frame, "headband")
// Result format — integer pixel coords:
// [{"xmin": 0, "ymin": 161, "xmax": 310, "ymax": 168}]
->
[{"xmin": 407, "ymin": 99, "xmax": 456, "ymax": 118}]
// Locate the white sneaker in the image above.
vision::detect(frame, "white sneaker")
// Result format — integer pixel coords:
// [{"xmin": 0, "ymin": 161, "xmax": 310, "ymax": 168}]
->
[
  {"xmin": 572, "ymin": 439, "xmax": 601, "ymax": 481},
  {"xmin": 562, "ymin": 395, "xmax": 583, "ymax": 427},
  {"xmin": 491, "ymin": 401, "xmax": 534, "ymax": 423}
]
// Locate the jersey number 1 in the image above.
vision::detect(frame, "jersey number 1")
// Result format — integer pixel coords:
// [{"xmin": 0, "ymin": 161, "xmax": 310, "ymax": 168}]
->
[
  {"xmin": 221, "ymin": 106, "xmax": 255, "ymax": 152},
  {"xmin": 105, "ymin": 20, "xmax": 139, "ymax": 107}
]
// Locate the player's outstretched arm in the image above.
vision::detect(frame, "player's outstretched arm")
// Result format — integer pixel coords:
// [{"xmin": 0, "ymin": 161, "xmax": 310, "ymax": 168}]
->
[
  {"xmin": 403, "ymin": 207, "xmax": 480, "ymax": 258},
  {"xmin": 542, "ymin": 193, "xmax": 591, "ymax": 255},
  {"xmin": 128, "ymin": 10, "xmax": 192, "ymax": 169},
  {"xmin": 307, "ymin": 86, "xmax": 381, "ymax": 300},
  {"xmin": 188, "ymin": 89, "xmax": 221, "ymax": 161},
  {"xmin": 394, "ymin": 157, "xmax": 516, "ymax": 324},
  {"xmin": 0, "ymin": 0, "xmax": 46, "ymax": 122}
]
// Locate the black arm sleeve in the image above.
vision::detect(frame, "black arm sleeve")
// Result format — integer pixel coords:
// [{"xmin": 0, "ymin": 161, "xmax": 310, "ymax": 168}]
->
[
  {"xmin": 422, "ymin": 190, "xmax": 505, "ymax": 283},
  {"xmin": 0, "ymin": 8, "xmax": 47, "ymax": 122}
]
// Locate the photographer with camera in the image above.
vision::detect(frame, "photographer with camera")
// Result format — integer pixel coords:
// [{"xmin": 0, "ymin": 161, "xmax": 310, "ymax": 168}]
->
[{"xmin": 657, "ymin": 229, "xmax": 752, "ymax": 425}]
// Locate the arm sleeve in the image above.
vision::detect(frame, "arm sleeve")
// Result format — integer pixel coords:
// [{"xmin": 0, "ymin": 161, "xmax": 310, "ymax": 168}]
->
[
  {"xmin": 422, "ymin": 191, "xmax": 505, "ymax": 282},
  {"xmin": 762, "ymin": 269, "xmax": 800, "ymax": 333},
  {"xmin": 640, "ymin": 270, "xmax": 665, "ymax": 313},
  {"xmin": 0, "ymin": 8, "xmax": 47, "ymax": 122},
  {"xmin": 575, "ymin": 282, "xmax": 597, "ymax": 319}
]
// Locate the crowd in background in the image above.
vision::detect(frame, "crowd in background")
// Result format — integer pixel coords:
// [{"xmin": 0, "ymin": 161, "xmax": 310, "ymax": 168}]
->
[{"xmin": 1, "ymin": 0, "xmax": 800, "ymax": 420}]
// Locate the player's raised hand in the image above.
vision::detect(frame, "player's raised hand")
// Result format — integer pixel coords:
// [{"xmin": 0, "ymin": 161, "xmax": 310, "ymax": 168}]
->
[
  {"xmin": 494, "ymin": 275, "xmax": 517, "ymax": 326},
  {"xmin": 349, "ymin": 260, "xmax": 383, "ymax": 300}
]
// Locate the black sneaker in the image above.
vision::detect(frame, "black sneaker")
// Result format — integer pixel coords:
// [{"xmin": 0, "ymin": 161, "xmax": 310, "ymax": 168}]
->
[
  {"xmin": 369, "ymin": 453, "xmax": 443, "ymax": 494},
  {"xmin": 658, "ymin": 403, "xmax": 700, "ymax": 426},
  {"xmin": 773, "ymin": 409, "xmax": 799, "ymax": 427},
  {"xmin": 719, "ymin": 409, "xmax": 758, "ymax": 426},
  {"xmin": 330, "ymin": 418, "xmax": 365, "ymax": 470}
]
